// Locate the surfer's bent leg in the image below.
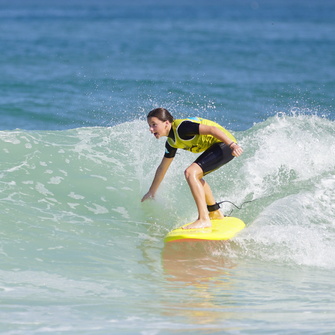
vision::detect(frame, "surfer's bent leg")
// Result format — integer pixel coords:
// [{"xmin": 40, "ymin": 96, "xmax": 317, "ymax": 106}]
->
[
  {"xmin": 183, "ymin": 143, "xmax": 234, "ymax": 229},
  {"xmin": 183, "ymin": 163, "xmax": 211, "ymax": 229},
  {"xmin": 201, "ymin": 179, "xmax": 225, "ymax": 220},
  {"xmin": 197, "ymin": 143, "xmax": 234, "ymax": 221}
]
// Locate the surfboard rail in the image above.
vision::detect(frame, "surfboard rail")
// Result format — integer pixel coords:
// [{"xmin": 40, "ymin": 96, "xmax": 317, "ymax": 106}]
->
[{"xmin": 164, "ymin": 217, "xmax": 245, "ymax": 243}]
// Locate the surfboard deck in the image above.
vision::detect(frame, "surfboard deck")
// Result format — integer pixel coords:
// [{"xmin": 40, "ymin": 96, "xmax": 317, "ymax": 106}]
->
[{"xmin": 164, "ymin": 217, "xmax": 245, "ymax": 243}]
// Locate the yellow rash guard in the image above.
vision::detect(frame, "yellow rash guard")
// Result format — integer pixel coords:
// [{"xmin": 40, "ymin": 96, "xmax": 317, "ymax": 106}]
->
[{"xmin": 165, "ymin": 117, "xmax": 236, "ymax": 158}]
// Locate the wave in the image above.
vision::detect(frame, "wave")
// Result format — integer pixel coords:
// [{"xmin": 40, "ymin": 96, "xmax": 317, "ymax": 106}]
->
[
  {"xmin": 234, "ymin": 111, "xmax": 335, "ymax": 268},
  {"xmin": 0, "ymin": 112, "xmax": 334, "ymax": 269}
]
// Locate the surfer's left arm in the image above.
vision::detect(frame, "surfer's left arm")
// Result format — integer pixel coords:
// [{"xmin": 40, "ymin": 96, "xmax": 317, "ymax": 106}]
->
[{"xmin": 199, "ymin": 124, "xmax": 243, "ymax": 157}]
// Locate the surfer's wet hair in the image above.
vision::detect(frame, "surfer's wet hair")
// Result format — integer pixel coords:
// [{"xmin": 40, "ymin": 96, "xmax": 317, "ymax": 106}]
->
[{"xmin": 147, "ymin": 108, "xmax": 174, "ymax": 123}]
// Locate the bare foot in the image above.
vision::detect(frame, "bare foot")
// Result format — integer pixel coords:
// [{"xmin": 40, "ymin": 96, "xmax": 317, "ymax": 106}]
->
[
  {"xmin": 209, "ymin": 210, "xmax": 224, "ymax": 220},
  {"xmin": 182, "ymin": 219, "xmax": 212, "ymax": 230}
]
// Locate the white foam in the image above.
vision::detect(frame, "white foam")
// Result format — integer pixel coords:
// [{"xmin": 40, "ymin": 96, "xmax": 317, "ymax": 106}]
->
[
  {"xmin": 48, "ymin": 176, "xmax": 63, "ymax": 185},
  {"xmin": 68, "ymin": 192, "xmax": 85, "ymax": 200},
  {"xmin": 85, "ymin": 203, "xmax": 109, "ymax": 215},
  {"xmin": 34, "ymin": 182, "xmax": 53, "ymax": 196}
]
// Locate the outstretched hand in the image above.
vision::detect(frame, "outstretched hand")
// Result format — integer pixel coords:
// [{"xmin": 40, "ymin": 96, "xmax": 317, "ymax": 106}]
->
[{"xmin": 141, "ymin": 192, "xmax": 154, "ymax": 202}]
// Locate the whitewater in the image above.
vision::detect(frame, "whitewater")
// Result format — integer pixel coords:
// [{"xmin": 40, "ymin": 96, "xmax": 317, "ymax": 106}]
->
[{"xmin": 1, "ymin": 112, "xmax": 335, "ymax": 333}]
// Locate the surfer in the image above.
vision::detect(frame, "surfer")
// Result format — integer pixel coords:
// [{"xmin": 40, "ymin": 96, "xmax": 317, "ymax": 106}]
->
[{"xmin": 141, "ymin": 108, "xmax": 243, "ymax": 229}]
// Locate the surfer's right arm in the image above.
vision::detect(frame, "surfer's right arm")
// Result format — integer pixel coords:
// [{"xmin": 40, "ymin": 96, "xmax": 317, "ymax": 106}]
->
[{"xmin": 141, "ymin": 156, "xmax": 174, "ymax": 202}]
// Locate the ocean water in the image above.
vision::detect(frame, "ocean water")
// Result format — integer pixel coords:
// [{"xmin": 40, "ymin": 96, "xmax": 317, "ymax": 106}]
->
[{"xmin": 1, "ymin": 0, "xmax": 335, "ymax": 334}]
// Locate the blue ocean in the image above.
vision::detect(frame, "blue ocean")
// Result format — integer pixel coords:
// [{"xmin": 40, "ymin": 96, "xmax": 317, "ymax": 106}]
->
[{"xmin": 1, "ymin": 0, "xmax": 335, "ymax": 333}]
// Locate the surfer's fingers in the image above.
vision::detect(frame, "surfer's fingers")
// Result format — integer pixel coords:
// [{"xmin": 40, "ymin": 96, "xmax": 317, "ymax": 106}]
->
[
  {"xmin": 232, "ymin": 147, "xmax": 243, "ymax": 157},
  {"xmin": 141, "ymin": 192, "xmax": 154, "ymax": 202}
]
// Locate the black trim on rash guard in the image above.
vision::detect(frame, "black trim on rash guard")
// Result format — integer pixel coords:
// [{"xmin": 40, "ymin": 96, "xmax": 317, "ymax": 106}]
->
[
  {"xmin": 164, "ymin": 141, "xmax": 177, "ymax": 158},
  {"xmin": 177, "ymin": 121, "xmax": 200, "ymax": 140},
  {"xmin": 164, "ymin": 121, "xmax": 200, "ymax": 158},
  {"xmin": 167, "ymin": 128, "xmax": 175, "ymax": 142}
]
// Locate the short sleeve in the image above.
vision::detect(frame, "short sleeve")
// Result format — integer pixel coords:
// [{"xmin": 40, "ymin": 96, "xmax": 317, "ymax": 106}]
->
[
  {"xmin": 177, "ymin": 121, "xmax": 200, "ymax": 140},
  {"xmin": 164, "ymin": 141, "xmax": 177, "ymax": 158}
]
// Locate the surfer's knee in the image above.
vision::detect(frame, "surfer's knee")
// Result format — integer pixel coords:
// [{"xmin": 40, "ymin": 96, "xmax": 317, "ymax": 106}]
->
[
  {"xmin": 184, "ymin": 164, "xmax": 202, "ymax": 182},
  {"xmin": 184, "ymin": 167, "xmax": 191, "ymax": 181}
]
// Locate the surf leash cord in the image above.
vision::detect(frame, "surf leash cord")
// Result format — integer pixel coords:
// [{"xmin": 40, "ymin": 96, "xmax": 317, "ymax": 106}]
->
[{"xmin": 207, "ymin": 199, "xmax": 254, "ymax": 215}]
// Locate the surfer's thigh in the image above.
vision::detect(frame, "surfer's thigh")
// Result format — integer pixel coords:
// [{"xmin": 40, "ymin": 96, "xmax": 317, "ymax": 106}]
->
[{"xmin": 194, "ymin": 142, "xmax": 234, "ymax": 176}]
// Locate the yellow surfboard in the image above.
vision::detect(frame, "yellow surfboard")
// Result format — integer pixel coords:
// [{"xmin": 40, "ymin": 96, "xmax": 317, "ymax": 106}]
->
[{"xmin": 164, "ymin": 217, "xmax": 245, "ymax": 243}]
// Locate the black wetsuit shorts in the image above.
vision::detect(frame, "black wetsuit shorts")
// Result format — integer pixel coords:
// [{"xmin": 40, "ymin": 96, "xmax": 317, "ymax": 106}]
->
[{"xmin": 195, "ymin": 142, "xmax": 234, "ymax": 176}]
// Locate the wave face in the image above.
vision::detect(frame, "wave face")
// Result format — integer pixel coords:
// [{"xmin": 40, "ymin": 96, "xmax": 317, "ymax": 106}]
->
[
  {"xmin": 1, "ymin": 113, "xmax": 335, "ymax": 333},
  {"xmin": 1, "ymin": 113, "xmax": 334, "ymax": 269}
]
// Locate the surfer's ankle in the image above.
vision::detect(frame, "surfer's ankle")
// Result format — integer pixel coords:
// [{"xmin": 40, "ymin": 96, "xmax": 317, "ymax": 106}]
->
[{"xmin": 209, "ymin": 210, "xmax": 224, "ymax": 220}]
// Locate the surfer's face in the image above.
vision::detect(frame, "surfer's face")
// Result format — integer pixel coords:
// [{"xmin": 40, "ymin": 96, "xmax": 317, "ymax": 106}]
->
[{"xmin": 147, "ymin": 117, "xmax": 170, "ymax": 139}]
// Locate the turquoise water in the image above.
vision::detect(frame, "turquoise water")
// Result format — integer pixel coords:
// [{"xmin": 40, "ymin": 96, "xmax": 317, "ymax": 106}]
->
[{"xmin": 1, "ymin": 0, "xmax": 335, "ymax": 334}]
